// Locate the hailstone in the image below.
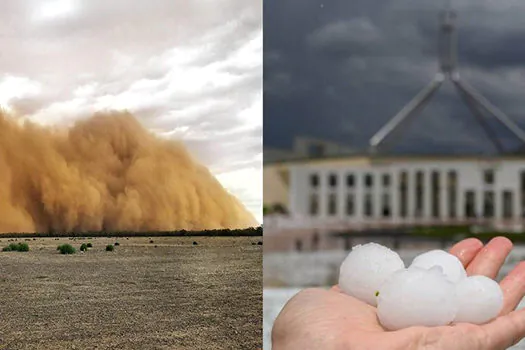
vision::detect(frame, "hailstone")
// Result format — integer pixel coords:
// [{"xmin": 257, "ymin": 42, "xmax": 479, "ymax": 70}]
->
[
  {"xmin": 377, "ymin": 267, "xmax": 458, "ymax": 330},
  {"xmin": 454, "ymin": 275, "xmax": 503, "ymax": 324},
  {"xmin": 410, "ymin": 249, "xmax": 467, "ymax": 283},
  {"xmin": 339, "ymin": 243, "xmax": 405, "ymax": 306}
]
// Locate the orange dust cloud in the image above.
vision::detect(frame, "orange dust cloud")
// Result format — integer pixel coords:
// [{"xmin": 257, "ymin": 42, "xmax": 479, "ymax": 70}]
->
[{"xmin": 0, "ymin": 111, "xmax": 258, "ymax": 233}]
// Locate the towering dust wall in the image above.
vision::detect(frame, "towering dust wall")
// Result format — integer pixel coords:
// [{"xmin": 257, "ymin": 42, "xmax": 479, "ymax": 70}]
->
[{"xmin": 0, "ymin": 111, "xmax": 258, "ymax": 233}]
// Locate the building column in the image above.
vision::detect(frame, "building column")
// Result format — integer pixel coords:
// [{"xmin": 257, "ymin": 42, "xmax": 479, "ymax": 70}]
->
[
  {"xmin": 374, "ymin": 172, "xmax": 382, "ymax": 219},
  {"xmin": 424, "ymin": 169, "xmax": 432, "ymax": 222},
  {"xmin": 476, "ymin": 189, "xmax": 483, "ymax": 220},
  {"xmin": 406, "ymin": 170, "xmax": 414, "ymax": 223},
  {"xmin": 289, "ymin": 167, "xmax": 299, "ymax": 216},
  {"xmin": 354, "ymin": 171, "xmax": 363, "ymax": 223},
  {"xmin": 338, "ymin": 170, "xmax": 346, "ymax": 220},
  {"xmin": 514, "ymin": 186, "xmax": 520, "ymax": 223},
  {"xmin": 319, "ymin": 170, "xmax": 328, "ymax": 218},
  {"xmin": 495, "ymin": 188, "xmax": 503, "ymax": 222},
  {"xmin": 440, "ymin": 172, "xmax": 447, "ymax": 222},
  {"xmin": 458, "ymin": 187, "xmax": 465, "ymax": 220},
  {"xmin": 391, "ymin": 170, "xmax": 399, "ymax": 224}
]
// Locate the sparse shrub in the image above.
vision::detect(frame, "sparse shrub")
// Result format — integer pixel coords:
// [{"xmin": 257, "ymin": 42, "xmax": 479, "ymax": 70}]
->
[
  {"xmin": 87, "ymin": 243, "xmax": 93, "ymax": 248},
  {"xmin": 80, "ymin": 243, "xmax": 88, "ymax": 252},
  {"xmin": 106, "ymin": 244, "xmax": 114, "ymax": 251},
  {"xmin": 57, "ymin": 244, "xmax": 76, "ymax": 254},
  {"xmin": 192, "ymin": 241, "xmax": 198, "ymax": 246},
  {"xmin": 2, "ymin": 243, "xmax": 29, "ymax": 252},
  {"xmin": 149, "ymin": 240, "xmax": 154, "ymax": 244},
  {"xmin": 17, "ymin": 243, "xmax": 29, "ymax": 252}
]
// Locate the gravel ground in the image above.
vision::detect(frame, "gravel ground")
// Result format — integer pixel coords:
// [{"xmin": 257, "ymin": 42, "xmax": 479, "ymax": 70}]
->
[{"xmin": 0, "ymin": 236, "xmax": 262, "ymax": 350}]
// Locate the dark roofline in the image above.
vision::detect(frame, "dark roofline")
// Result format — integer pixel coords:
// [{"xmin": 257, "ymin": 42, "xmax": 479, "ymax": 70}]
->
[{"xmin": 263, "ymin": 150, "xmax": 525, "ymax": 166}]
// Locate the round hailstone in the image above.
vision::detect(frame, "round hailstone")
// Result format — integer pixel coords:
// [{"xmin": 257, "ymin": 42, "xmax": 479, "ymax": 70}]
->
[
  {"xmin": 454, "ymin": 275, "xmax": 503, "ymax": 324},
  {"xmin": 410, "ymin": 250, "xmax": 467, "ymax": 283},
  {"xmin": 339, "ymin": 243, "xmax": 405, "ymax": 306},
  {"xmin": 377, "ymin": 267, "xmax": 458, "ymax": 330}
]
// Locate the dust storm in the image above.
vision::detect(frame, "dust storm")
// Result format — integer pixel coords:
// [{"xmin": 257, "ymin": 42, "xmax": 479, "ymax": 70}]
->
[{"xmin": 0, "ymin": 111, "xmax": 258, "ymax": 233}]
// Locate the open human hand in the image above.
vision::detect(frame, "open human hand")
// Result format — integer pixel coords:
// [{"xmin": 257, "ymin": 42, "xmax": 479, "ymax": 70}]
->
[{"xmin": 272, "ymin": 237, "xmax": 525, "ymax": 350}]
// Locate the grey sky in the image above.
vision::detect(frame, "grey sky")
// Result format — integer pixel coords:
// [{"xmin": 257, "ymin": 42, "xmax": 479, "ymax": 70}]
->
[
  {"xmin": 264, "ymin": 0, "xmax": 525, "ymax": 154},
  {"xmin": 0, "ymin": 0, "xmax": 262, "ymax": 223}
]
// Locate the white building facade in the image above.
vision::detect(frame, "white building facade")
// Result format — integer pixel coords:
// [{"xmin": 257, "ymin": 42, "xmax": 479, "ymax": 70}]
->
[{"xmin": 287, "ymin": 156, "xmax": 525, "ymax": 229}]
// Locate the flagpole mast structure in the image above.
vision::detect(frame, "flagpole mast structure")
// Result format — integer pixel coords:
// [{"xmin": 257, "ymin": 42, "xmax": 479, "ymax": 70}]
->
[{"xmin": 368, "ymin": 2, "xmax": 525, "ymax": 153}]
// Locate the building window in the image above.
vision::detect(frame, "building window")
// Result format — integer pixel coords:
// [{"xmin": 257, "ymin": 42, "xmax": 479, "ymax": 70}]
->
[
  {"xmin": 431, "ymin": 171, "xmax": 440, "ymax": 218},
  {"xmin": 484, "ymin": 169, "xmax": 495, "ymax": 185},
  {"xmin": 448, "ymin": 171, "xmax": 457, "ymax": 219},
  {"xmin": 465, "ymin": 191, "xmax": 476, "ymax": 218},
  {"xmin": 346, "ymin": 194, "xmax": 355, "ymax": 216},
  {"xmin": 382, "ymin": 174, "xmax": 391, "ymax": 187},
  {"xmin": 364, "ymin": 173, "xmax": 373, "ymax": 188},
  {"xmin": 382, "ymin": 193, "xmax": 391, "ymax": 217},
  {"xmin": 309, "ymin": 193, "xmax": 319, "ymax": 215},
  {"xmin": 503, "ymin": 191, "xmax": 513, "ymax": 219},
  {"xmin": 415, "ymin": 171, "xmax": 424, "ymax": 217},
  {"xmin": 328, "ymin": 193, "xmax": 337, "ymax": 215},
  {"xmin": 328, "ymin": 173, "xmax": 337, "ymax": 188},
  {"xmin": 399, "ymin": 171, "xmax": 408, "ymax": 218},
  {"xmin": 310, "ymin": 174, "xmax": 319, "ymax": 188},
  {"xmin": 483, "ymin": 191, "xmax": 494, "ymax": 218},
  {"xmin": 364, "ymin": 193, "xmax": 373, "ymax": 217},
  {"xmin": 346, "ymin": 174, "xmax": 355, "ymax": 188}
]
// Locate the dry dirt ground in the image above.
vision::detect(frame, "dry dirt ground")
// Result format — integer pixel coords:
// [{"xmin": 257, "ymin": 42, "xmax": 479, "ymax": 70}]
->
[{"xmin": 0, "ymin": 236, "xmax": 262, "ymax": 350}]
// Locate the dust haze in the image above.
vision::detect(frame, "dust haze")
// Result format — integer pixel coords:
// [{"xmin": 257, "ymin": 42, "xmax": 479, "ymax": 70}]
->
[{"xmin": 0, "ymin": 111, "xmax": 258, "ymax": 233}]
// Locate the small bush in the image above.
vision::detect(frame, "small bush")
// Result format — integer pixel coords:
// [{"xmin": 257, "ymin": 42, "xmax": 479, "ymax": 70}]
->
[
  {"xmin": 106, "ymin": 244, "xmax": 114, "ymax": 252},
  {"xmin": 80, "ymin": 243, "xmax": 88, "ymax": 252},
  {"xmin": 2, "ymin": 243, "xmax": 29, "ymax": 252},
  {"xmin": 87, "ymin": 243, "xmax": 93, "ymax": 248},
  {"xmin": 57, "ymin": 244, "xmax": 76, "ymax": 254},
  {"xmin": 114, "ymin": 242, "xmax": 120, "ymax": 246},
  {"xmin": 17, "ymin": 243, "xmax": 29, "ymax": 252}
]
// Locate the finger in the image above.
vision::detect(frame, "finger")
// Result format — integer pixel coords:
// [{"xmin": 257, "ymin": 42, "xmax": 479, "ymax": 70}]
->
[
  {"xmin": 499, "ymin": 261, "xmax": 525, "ymax": 315},
  {"xmin": 466, "ymin": 237, "xmax": 513, "ymax": 279},
  {"xmin": 449, "ymin": 238, "xmax": 484, "ymax": 268},
  {"xmin": 481, "ymin": 308, "xmax": 525, "ymax": 349}
]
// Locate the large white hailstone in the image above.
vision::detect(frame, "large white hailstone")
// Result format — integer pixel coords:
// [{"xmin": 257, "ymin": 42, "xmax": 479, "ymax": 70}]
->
[
  {"xmin": 410, "ymin": 250, "xmax": 467, "ymax": 283},
  {"xmin": 339, "ymin": 243, "xmax": 405, "ymax": 306},
  {"xmin": 377, "ymin": 267, "xmax": 458, "ymax": 330},
  {"xmin": 454, "ymin": 275, "xmax": 503, "ymax": 324}
]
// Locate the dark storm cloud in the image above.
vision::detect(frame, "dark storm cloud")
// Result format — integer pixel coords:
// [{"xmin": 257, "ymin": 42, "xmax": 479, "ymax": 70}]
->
[{"xmin": 264, "ymin": 0, "xmax": 525, "ymax": 154}]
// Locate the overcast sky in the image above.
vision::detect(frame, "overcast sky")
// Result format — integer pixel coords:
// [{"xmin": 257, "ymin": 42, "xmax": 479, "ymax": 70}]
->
[
  {"xmin": 0, "ymin": 0, "xmax": 262, "ymax": 223},
  {"xmin": 264, "ymin": 0, "xmax": 525, "ymax": 155}
]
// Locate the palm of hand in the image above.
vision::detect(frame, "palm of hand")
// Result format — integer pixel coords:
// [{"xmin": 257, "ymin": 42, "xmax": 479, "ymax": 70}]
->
[{"xmin": 272, "ymin": 238, "xmax": 525, "ymax": 350}]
